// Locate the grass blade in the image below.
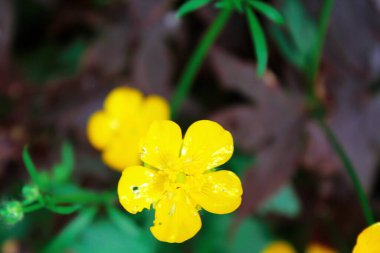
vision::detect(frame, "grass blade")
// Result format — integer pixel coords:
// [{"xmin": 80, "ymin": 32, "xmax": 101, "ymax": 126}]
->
[
  {"xmin": 246, "ymin": 8, "xmax": 268, "ymax": 76},
  {"xmin": 177, "ymin": 0, "xmax": 212, "ymax": 18},
  {"xmin": 249, "ymin": 0, "xmax": 284, "ymax": 24}
]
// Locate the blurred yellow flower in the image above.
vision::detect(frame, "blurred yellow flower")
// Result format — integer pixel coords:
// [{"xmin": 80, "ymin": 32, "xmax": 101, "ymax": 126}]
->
[
  {"xmin": 306, "ymin": 243, "xmax": 336, "ymax": 253},
  {"xmin": 118, "ymin": 120, "xmax": 242, "ymax": 243},
  {"xmin": 353, "ymin": 222, "xmax": 380, "ymax": 253},
  {"xmin": 261, "ymin": 241, "xmax": 296, "ymax": 253},
  {"xmin": 87, "ymin": 87, "xmax": 169, "ymax": 171}
]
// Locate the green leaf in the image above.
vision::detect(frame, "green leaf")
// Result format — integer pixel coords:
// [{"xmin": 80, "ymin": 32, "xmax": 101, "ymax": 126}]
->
[
  {"xmin": 232, "ymin": 0, "xmax": 243, "ymax": 12},
  {"xmin": 22, "ymin": 146, "xmax": 43, "ymax": 190},
  {"xmin": 69, "ymin": 219, "xmax": 151, "ymax": 253},
  {"xmin": 106, "ymin": 206, "xmax": 141, "ymax": 237},
  {"xmin": 246, "ymin": 7, "xmax": 268, "ymax": 76},
  {"xmin": 268, "ymin": 0, "xmax": 317, "ymax": 72},
  {"xmin": 195, "ymin": 213, "xmax": 232, "ymax": 253},
  {"xmin": 227, "ymin": 218, "xmax": 274, "ymax": 253},
  {"xmin": 177, "ymin": 0, "xmax": 212, "ymax": 18},
  {"xmin": 42, "ymin": 207, "xmax": 97, "ymax": 253},
  {"xmin": 248, "ymin": 0, "xmax": 284, "ymax": 24},
  {"xmin": 52, "ymin": 142, "xmax": 75, "ymax": 183},
  {"xmin": 258, "ymin": 184, "xmax": 301, "ymax": 218}
]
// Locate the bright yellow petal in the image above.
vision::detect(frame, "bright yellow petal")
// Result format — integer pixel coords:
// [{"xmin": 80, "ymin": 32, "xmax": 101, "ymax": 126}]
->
[
  {"xmin": 306, "ymin": 243, "xmax": 336, "ymax": 253},
  {"xmin": 87, "ymin": 111, "xmax": 119, "ymax": 149},
  {"xmin": 353, "ymin": 223, "xmax": 380, "ymax": 253},
  {"xmin": 140, "ymin": 95, "xmax": 170, "ymax": 123},
  {"xmin": 181, "ymin": 120, "xmax": 233, "ymax": 174},
  {"xmin": 150, "ymin": 190, "xmax": 201, "ymax": 243},
  {"xmin": 140, "ymin": 120, "xmax": 182, "ymax": 170},
  {"xmin": 104, "ymin": 87, "xmax": 143, "ymax": 120},
  {"xmin": 261, "ymin": 241, "xmax": 296, "ymax": 253},
  {"xmin": 118, "ymin": 166, "xmax": 165, "ymax": 214},
  {"xmin": 190, "ymin": 170, "xmax": 242, "ymax": 214},
  {"xmin": 102, "ymin": 137, "xmax": 141, "ymax": 171}
]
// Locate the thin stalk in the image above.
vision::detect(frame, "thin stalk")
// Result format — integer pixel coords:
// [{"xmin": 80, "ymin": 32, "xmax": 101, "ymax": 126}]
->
[
  {"xmin": 170, "ymin": 6, "xmax": 233, "ymax": 119},
  {"xmin": 307, "ymin": 0, "xmax": 375, "ymax": 225},
  {"xmin": 317, "ymin": 119, "xmax": 375, "ymax": 225},
  {"xmin": 306, "ymin": 0, "xmax": 334, "ymax": 97},
  {"xmin": 23, "ymin": 202, "xmax": 44, "ymax": 213},
  {"xmin": 49, "ymin": 191, "xmax": 117, "ymax": 205}
]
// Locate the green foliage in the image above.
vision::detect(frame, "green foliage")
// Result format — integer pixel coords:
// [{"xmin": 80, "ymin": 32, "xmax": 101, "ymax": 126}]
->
[
  {"xmin": 0, "ymin": 201, "xmax": 24, "ymax": 225},
  {"xmin": 177, "ymin": 0, "xmax": 212, "ymax": 17},
  {"xmin": 176, "ymin": 0, "xmax": 284, "ymax": 76},
  {"xmin": 248, "ymin": 1, "xmax": 284, "ymax": 24},
  {"xmin": 268, "ymin": 0, "xmax": 317, "ymax": 72},
  {"xmin": 42, "ymin": 207, "xmax": 98, "ymax": 253},
  {"xmin": 246, "ymin": 7, "xmax": 268, "ymax": 76},
  {"xmin": 19, "ymin": 39, "xmax": 87, "ymax": 85},
  {"xmin": 228, "ymin": 218, "xmax": 273, "ymax": 253},
  {"xmin": 259, "ymin": 184, "xmax": 301, "ymax": 218},
  {"xmin": 195, "ymin": 214, "xmax": 274, "ymax": 253}
]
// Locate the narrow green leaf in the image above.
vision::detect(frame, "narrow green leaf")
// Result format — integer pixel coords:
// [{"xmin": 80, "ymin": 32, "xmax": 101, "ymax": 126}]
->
[
  {"xmin": 248, "ymin": 0, "xmax": 284, "ymax": 24},
  {"xmin": 106, "ymin": 206, "xmax": 140, "ymax": 236},
  {"xmin": 53, "ymin": 141, "xmax": 75, "ymax": 183},
  {"xmin": 41, "ymin": 207, "xmax": 97, "ymax": 253},
  {"xmin": 246, "ymin": 8, "xmax": 268, "ymax": 76},
  {"xmin": 177, "ymin": 0, "xmax": 212, "ymax": 18},
  {"xmin": 22, "ymin": 146, "xmax": 42, "ymax": 189},
  {"xmin": 232, "ymin": 0, "xmax": 243, "ymax": 13}
]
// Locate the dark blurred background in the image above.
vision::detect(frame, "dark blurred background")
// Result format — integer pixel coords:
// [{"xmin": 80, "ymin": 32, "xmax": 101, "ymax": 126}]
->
[{"xmin": 1, "ymin": 0, "xmax": 380, "ymax": 252}]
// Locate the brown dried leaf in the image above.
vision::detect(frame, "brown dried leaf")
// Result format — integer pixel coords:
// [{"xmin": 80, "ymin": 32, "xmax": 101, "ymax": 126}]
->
[{"xmin": 210, "ymin": 49, "xmax": 305, "ymax": 215}]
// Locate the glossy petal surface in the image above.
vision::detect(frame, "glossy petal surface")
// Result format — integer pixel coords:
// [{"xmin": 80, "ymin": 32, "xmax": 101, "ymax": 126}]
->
[
  {"xmin": 261, "ymin": 241, "xmax": 296, "ymax": 253},
  {"xmin": 104, "ymin": 87, "xmax": 143, "ymax": 119},
  {"xmin": 140, "ymin": 120, "xmax": 182, "ymax": 170},
  {"xmin": 141, "ymin": 95, "xmax": 170, "ymax": 123},
  {"xmin": 102, "ymin": 137, "xmax": 140, "ymax": 171},
  {"xmin": 190, "ymin": 170, "xmax": 242, "ymax": 214},
  {"xmin": 87, "ymin": 111, "xmax": 118, "ymax": 149},
  {"xmin": 150, "ymin": 190, "xmax": 201, "ymax": 243},
  {"xmin": 353, "ymin": 222, "xmax": 380, "ymax": 253},
  {"xmin": 118, "ymin": 166, "xmax": 165, "ymax": 214},
  {"xmin": 181, "ymin": 120, "xmax": 233, "ymax": 174}
]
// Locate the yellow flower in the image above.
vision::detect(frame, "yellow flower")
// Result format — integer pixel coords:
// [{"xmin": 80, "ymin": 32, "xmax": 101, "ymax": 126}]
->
[
  {"xmin": 353, "ymin": 222, "xmax": 380, "ymax": 253},
  {"xmin": 87, "ymin": 87, "xmax": 169, "ymax": 171},
  {"xmin": 118, "ymin": 120, "xmax": 243, "ymax": 243},
  {"xmin": 306, "ymin": 243, "xmax": 336, "ymax": 253},
  {"xmin": 261, "ymin": 241, "xmax": 296, "ymax": 253}
]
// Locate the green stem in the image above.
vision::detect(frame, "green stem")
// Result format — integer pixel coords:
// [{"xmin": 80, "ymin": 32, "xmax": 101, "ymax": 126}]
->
[
  {"xmin": 317, "ymin": 119, "xmax": 375, "ymax": 225},
  {"xmin": 170, "ymin": 6, "xmax": 233, "ymax": 119},
  {"xmin": 49, "ymin": 191, "xmax": 117, "ymax": 205},
  {"xmin": 23, "ymin": 202, "xmax": 44, "ymax": 213},
  {"xmin": 307, "ymin": 0, "xmax": 375, "ymax": 225},
  {"xmin": 306, "ymin": 0, "xmax": 334, "ymax": 96}
]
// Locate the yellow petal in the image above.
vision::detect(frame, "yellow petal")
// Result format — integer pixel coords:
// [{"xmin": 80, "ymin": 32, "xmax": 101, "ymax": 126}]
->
[
  {"xmin": 261, "ymin": 241, "xmax": 296, "ymax": 253},
  {"xmin": 140, "ymin": 120, "xmax": 182, "ymax": 170},
  {"xmin": 102, "ymin": 137, "xmax": 141, "ymax": 171},
  {"xmin": 150, "ymin": 190, "xmax": 201, "ymax": 243},
  {"xmin": 104, "ymin": 87, "xmax": 143, "ymax": 120},
  {"xmin": 190, "ymin": 170, "xmax": 242, "ymax": 214},
  {"xmin": 118, "ymin": 166, "xmax": 165, "ymax": 214},
  {"xmin": 181, "ymin": 120, "xmax": 233, "ymax": 174},
  {"xmin": 87, "ymin": 111, "xmax": 119, "ymax": 149},
  {"xmin": 353, "ymin": 222, "xmax": 380, "ymax": 253},
  {"xmin": 140, "ymin": 95, "xmax": 170, "ymax": 123},
  {"xmin": 306, "ymin": 243, "xmax": 336, "ymax": 253}
]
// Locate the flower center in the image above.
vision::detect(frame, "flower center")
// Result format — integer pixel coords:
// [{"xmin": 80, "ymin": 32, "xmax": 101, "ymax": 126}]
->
[{"xmin": 175, "ymin": 172, "xmax": 187, "ymax": 184}]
